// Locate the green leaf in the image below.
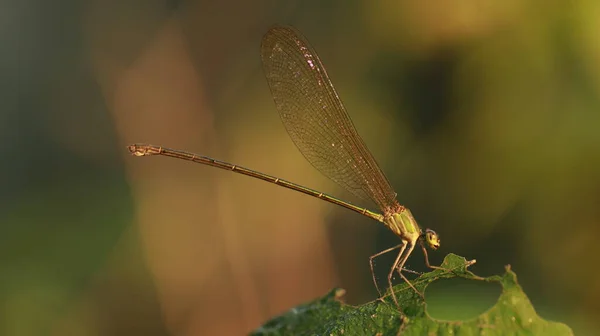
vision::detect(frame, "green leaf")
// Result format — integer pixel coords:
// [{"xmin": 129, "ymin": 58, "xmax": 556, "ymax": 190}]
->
[{"xmin": 250, "ymin": 254, "xmax": 573, "ymax": 336}]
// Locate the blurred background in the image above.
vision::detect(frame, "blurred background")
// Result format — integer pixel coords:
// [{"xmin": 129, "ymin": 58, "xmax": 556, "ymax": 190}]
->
[{"xmin": 2, "ymin": 0, "xmax": 599, "ymax": 335}]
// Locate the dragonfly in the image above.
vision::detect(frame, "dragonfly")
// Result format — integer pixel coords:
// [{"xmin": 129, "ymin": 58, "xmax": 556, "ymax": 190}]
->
[{"xmin": 128, "ymin": 24, "xmax": 443, "ymax": 306}]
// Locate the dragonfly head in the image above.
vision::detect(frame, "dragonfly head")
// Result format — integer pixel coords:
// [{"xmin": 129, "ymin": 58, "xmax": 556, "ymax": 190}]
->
[{"xmin": 422, "ymin": 229, "xmax": 440, "ymax": 250}]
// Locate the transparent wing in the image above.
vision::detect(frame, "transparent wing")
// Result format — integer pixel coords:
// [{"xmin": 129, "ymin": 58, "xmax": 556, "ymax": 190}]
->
[{"xmin": 260, "ymin": 25, "xmax": 398, "ymax": 211}]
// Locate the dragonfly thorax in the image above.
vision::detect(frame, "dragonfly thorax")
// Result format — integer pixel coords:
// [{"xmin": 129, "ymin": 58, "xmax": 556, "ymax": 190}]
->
[
  {"xmin": 384, "ymin": 208, "xmax": 422, "ymax": 244},
  {"xmin": 384, "ymin": 209, "xmax": 441, "ymax": 251}
]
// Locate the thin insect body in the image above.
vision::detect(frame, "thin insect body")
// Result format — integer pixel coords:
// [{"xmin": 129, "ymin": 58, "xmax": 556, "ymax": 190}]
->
[{"xmin": 129, "ymin": 25, "xmax": 444, "ymax": 307}]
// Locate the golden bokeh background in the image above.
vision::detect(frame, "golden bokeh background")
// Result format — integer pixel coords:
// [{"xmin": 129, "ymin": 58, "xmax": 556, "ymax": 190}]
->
[{"xmin": 3, "ymin": 0, "xmax": 600, "ymax": 335}]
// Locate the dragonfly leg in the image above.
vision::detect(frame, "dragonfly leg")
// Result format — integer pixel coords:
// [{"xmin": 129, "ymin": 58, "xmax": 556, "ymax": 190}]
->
[
  {"xmin": 387, "ymin": 241, "xmax": 408, "ymax": 307},
  {"xmin": 369, "ymin": 244, "xmax": 403, "ymax": 298},
  {"xmin": 394, "ymin": 243, "xmax": 424, "ymax": 299},
  {"xmin": 400, "ymin": 267, "xmax": 423, "ymax": 276},
  {"xmin": 419, "ymin": 240, "xmax": 448, "ymax": 272}
]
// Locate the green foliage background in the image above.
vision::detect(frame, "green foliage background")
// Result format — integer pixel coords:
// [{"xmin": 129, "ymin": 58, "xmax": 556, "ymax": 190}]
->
[{"xmin": 2, "ymin": 0, "xmax": 599, "ymax": 335}]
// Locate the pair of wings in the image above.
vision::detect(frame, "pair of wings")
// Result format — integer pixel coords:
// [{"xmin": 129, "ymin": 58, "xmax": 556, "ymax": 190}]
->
[{"xmin": 260, "ymin": 25, "xmax": 397, "ymax": 211}]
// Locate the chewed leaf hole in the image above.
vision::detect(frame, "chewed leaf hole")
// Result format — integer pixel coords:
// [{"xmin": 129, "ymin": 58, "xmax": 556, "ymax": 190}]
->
[{"xmin": 425, "ymin": 278, "xmax": 501, "ymax": 321}]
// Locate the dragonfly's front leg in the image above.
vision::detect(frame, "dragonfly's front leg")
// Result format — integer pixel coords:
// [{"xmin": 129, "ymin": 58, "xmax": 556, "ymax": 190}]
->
[{"xmin": 419, "ymin": 240, "xmax": 447, "ymax": 271}]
